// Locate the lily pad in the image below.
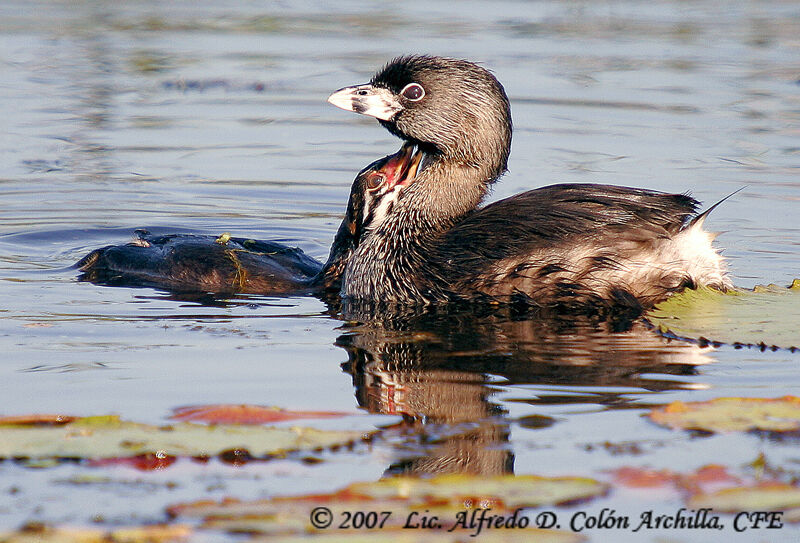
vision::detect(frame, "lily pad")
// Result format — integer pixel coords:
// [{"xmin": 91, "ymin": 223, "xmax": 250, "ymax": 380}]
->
[
  {"xmin": 348, "ymin": 474, "xmax": 608, "ymax": 508},
  {"xmin": 170, "ymin": 404, "xmax": 351, "ymax": 424},
  {"xmin": 238, "ymin": 531, "xmax": 585, "ymax": 542},
  {"xmin": 648, "ymin": 396, "xmax": 800, "ymax": 433},
  {"xmin": 646, "ymin": 282, "xmax": 800, "ymax": 349},
  {"xmin": 0, "ymin": 523, "xmax": 191, "ymax": 543},
  {"xmin": 88, "ymin": 454, "xmax": 178, "ymax": 471},
  {"xmin": 609, "ymin": 467, "xmax": 677, "ymax": 489},
  {"xmin": 0, "ymin": 415, "xmax": 367, "ymax": 461},
  {"xmin": 169, "ymin": 474, "xmax": 605, "ymax": 538},
  {"xmin": 689, "ymin": 484, "xmax": 800, "ymax": 521},
  {"xmin": 0, "ymin": 414, "xmax": 76, "ymax": 425},
  {"xmin": 609, "ymin": 464, "xmax": 746, "ymax": 497}
]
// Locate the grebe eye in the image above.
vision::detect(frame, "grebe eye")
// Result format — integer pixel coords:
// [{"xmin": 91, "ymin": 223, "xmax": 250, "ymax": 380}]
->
[
  {"xmin": 401, "ymin": 83, "xmax": 425, "ymax": 101},
  {"xmin": 366, "ymin": 173, "xmax": 385, "ymax": 191}
]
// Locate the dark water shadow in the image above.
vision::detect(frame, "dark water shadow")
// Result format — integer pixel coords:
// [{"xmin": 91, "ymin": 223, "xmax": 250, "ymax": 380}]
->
[
  {"xmin": 50, "ymin": 275, "xmax": 714, "ymax": 477},
  {"xmin": 334, "ymin": 304, "xmax": 712, "ymax": 477}
]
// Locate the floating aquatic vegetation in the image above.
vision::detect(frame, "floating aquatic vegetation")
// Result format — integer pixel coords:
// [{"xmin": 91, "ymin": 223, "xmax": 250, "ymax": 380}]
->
[
  {"xmin": 168, "ymin": 473, "xmax": 602, "ymax": 540},
  {"xmin": 646, "ymin": 281, "xmax": 800, "ymax": 350},
  {"xmin": 0, "ymin": 414, "xmax": 76, "ymax": 425},
  {"xmin": 214, "ymin": 232, "xmax": 231, "ymax": 245},
  {"xmin": 689, "ymin": 484, "xmax": 800, "ymax": 522},
  {"xmin": 0, "ymin": 415, "xmax": 368, "ymax": 463},
  {"xmin": 609, "ymin": 463, "xmax": 800, "ymax": 522},
  {"xmin": 170, "ymin": 404, "xmax": 352, "ymax": 424},
  {"xmin": 647, "ymin": 396, "xmax": 800, "ymax": 433},
  {"xmin": 0, "ymin": 523, "xmax": 190, "ymax": 543},
  {"xmin": 346, "ymin": 474, "xmax": 608, "ymax": 508},
  {"xmin": 610, "ymin": 464, "xmax": 743, "ymax": 495}
]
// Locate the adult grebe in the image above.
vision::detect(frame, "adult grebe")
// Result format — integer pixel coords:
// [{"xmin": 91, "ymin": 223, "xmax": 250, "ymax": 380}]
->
[{"xmin": 328, "ymin": 55, "xmax": 731, "ymax": 312}]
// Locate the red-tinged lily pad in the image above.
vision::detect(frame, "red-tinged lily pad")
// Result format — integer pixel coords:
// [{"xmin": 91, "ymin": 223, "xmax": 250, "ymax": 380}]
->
[
  {"xmin": 88, "ymin": 453, "xmax": 178, "ymax": 471},
  {"xmin": 170, "ymin": 404, "xmax": 351, "ymax": 425},
  {"xmin": 688, "ymin": 483, "xmax": 800, "ymax": 522},
  {"xmin": 0, "ymin": 522, "xmax": 191, "ymax": 543},
  {"xmin": 0, "ymin": 415, "xmax": 367, "ymax": 462},
  {"xmin": 0, "ymin": 414, "xmax": 77, "ymax": 426},
  {"xmin": 678, "ymin": 465, "xmax": 743, "ymax": 495},
  {"xmin": 647, "ymin": 396, "xmax": 800, "ymax": 433},
  {"xmin": 609, "ymin": 465, "xmax": 745, "ymax": 498},
  {"xmin": 646, "ymin": 282, "xmax": 800, "ymax": 349},
  {"xmin": 609, "ymin": 467, "xmax": 675, "ymax": 489}
]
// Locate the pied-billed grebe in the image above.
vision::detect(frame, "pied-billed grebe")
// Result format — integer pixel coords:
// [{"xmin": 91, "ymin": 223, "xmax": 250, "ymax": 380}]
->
[
  {"xmin": 77, "ymin": 152, "xmax": 411, "ymax": 295},
  {"xmin": 327, "ymin": 55, "xmax": 731, "ymax": 311}
]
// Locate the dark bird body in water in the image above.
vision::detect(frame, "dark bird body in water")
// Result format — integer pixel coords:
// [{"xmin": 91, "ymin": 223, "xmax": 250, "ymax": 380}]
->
[
  {"xmin": 77, "ymin": 155, "xmax": 403, "ymax": 297},
  {"xmin": 78, "ymin": 232, "xmax": 322, "ymax": 295},
  {"xmin": 79, "ymin": 55, "xmax": 730, "ymax": 315}
]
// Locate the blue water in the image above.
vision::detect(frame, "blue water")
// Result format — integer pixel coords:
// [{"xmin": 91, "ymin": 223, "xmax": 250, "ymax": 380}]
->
[{"xmin": 1, "ymin": 1, "xmax": 799, "ymax": 541}]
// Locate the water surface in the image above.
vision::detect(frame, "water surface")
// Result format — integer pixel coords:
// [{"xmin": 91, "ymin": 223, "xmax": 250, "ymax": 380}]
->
[{"xmin": 1, "ymin": 1, "xmax": 799, "ymax": 540}]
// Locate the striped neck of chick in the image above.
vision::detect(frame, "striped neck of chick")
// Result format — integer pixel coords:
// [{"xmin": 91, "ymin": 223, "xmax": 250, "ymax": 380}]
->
[{"xmin": 328, "ymin": 56, "xmax": 513, "ymax": 303}]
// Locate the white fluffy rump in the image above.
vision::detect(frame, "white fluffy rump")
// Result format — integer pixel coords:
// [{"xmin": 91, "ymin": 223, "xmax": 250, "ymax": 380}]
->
[{"xmin": 669, "ymin": 222, "xmax": 731, "ymax": 290}]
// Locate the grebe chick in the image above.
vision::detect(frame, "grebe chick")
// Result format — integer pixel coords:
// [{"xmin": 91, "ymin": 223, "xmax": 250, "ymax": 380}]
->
[{"xmin": 328, "ymin": 55, "xmax": 731, "ymax": 311}]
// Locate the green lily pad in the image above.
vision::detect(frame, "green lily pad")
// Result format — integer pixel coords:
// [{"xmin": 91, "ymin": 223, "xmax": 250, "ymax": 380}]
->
[
  {"xmin": 0, "ymin": 415, "xmax": 366, "ymax": 460},
  {"xmin": 648, "ymin": 396, "xmax": 800, "ymax": 433},
  {"xmin": 646, "ymin": 281, "xmax": 800, "ymax": 349}
]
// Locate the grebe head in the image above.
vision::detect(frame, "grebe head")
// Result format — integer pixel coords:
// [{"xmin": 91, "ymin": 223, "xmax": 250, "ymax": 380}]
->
[{"xmin": 328, "ymin": 55, "xmax": 512, "ymax": 183}]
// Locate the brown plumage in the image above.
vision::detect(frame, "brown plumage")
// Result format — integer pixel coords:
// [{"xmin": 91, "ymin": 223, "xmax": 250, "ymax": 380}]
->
[{"xmin": 328, "ymin": 55, "xmax": 731, "ymax": 313}]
